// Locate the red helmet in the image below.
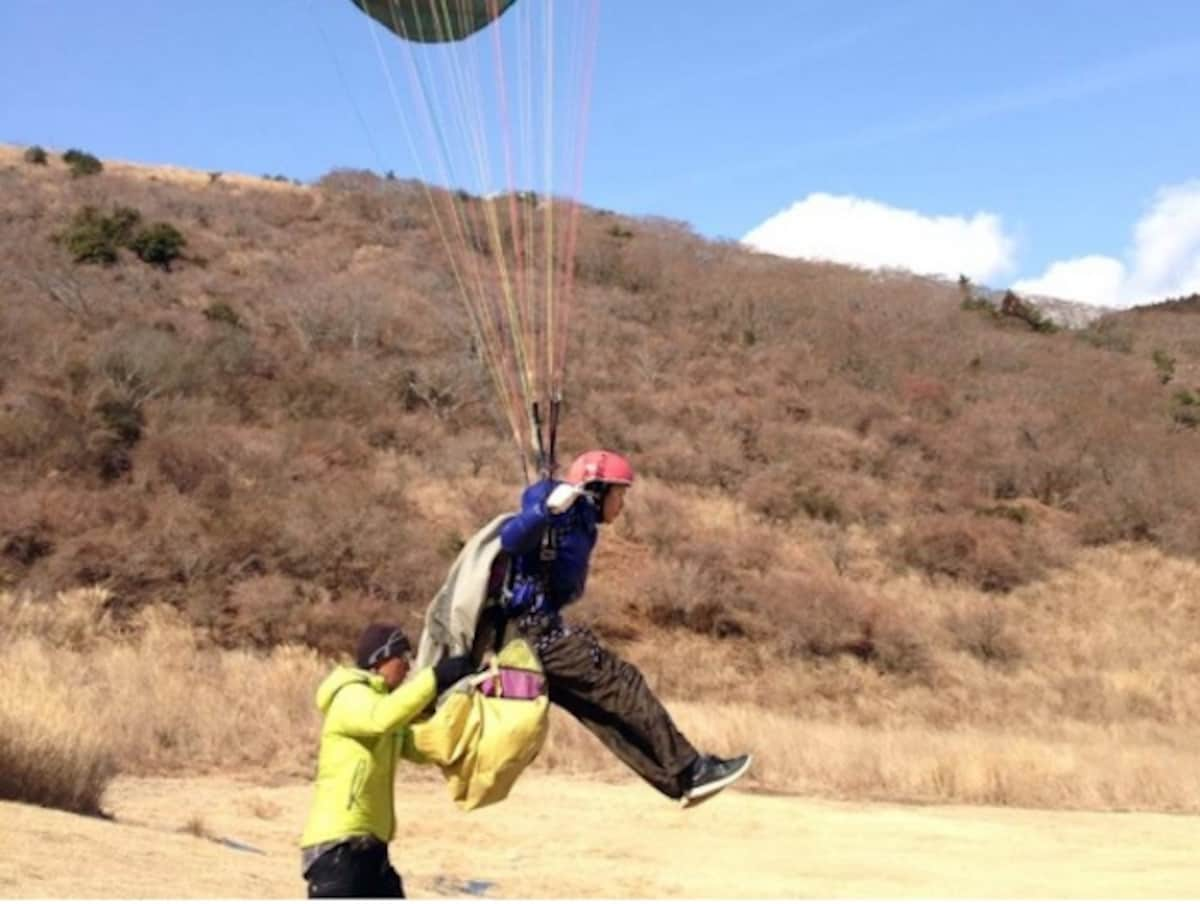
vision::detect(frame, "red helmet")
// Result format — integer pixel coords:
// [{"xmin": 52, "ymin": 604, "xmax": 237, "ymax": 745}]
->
[{"xmin": 563, "ymin": 449, "xmax": 634, "ymax": 487}]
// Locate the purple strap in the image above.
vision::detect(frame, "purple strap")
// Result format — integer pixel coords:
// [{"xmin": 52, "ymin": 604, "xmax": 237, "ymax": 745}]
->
[{"xmin": 477, "ymin": 668, "xmax": 545, "ymax": 700}]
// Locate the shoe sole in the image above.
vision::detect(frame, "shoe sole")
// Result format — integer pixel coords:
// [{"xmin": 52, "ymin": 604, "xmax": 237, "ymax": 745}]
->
[{"xmin": 679, "ymin": 755, "xmax": 752, "ymax": 809}]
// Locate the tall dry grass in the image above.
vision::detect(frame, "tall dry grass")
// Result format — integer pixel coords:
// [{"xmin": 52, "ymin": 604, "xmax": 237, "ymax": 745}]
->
[
  {"xmin": 536, "ymin": 542, "xmax": 1200, "ymax": 813},
  {"xmin": 0, "ymin": 589, "xmax": 326, "ymax": 814},
  {"xmin": 0, "ymin": 661, "xmax": 117, "ymax": 816},
  {"xmin": 533, "ymin": 703, "xmax": 1200, "ymax": 812},
  {"xmin": 8, "ymin": 538, "xmax": 1198, "ymax": 816}
]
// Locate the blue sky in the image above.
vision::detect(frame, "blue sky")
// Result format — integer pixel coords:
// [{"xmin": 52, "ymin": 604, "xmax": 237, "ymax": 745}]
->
[{"xmin": 3, "ymin": 1, "xmax": 1199, "ymax": 306}]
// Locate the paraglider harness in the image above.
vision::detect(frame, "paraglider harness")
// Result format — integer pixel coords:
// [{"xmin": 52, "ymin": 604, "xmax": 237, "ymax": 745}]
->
[
  {"xmin": 477, "ymin": 521, "xmax": 572, "ymax": 663},
  {"xmin": 475, "ymin": 396, "xmax": 603, "ymax": 666},
  {"xmin": 488, "ymin": 518, "xmax": 605, "ymax": 668},
  {"xmin": 488, "ymin": 527, "xmax": 557, "ymax": 619},
  {"xmin": 500, "ymin": 395, "xmax": 566, "ymax": 614}
]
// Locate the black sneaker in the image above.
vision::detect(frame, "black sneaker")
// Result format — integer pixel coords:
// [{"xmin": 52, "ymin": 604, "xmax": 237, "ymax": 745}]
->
[{"xmin": 680, "ymin": 753, "xmax": 752, "ymax": 808}]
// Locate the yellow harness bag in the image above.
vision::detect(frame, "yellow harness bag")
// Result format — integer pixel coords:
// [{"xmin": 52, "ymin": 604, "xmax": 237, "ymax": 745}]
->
[{"xmin": 408, "ymin": 638, "xmax": 549, "ymax": 811}]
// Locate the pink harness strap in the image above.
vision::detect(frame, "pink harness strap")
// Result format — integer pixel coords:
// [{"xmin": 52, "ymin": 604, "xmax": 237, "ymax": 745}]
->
[{"xmin": 476, "ymin": 668, "xmax": 545, "ymax": 700}]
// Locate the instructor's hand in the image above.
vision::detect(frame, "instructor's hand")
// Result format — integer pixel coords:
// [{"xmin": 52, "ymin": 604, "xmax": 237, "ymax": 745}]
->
[{"xmin": 433, "ymin": 654, "xmax": 475, "ymax": 693}]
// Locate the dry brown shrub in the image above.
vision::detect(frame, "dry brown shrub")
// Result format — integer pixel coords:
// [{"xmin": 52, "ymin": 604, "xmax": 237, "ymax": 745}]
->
[
  {"xmin": 1, "ymin": 524, "xmax": 54, "ymax": 574},
  {"xmin": 10, "ymin": 486, "xmax": 164, "ymax": 608},
  {"xmin": 196, "ymin": 326, "xmax": 273, "ymax": 387},
  {"xmin": 198, "ymin": 423, "xmax": 288, "ymax": 483},
  {"xmin": 614, "ymin": 480, "xmax": 689, "ymax": 553},
  {"xmin": 226, "ymin": 574, "xmax": 312, "ymax": 645},
  {"xmin": 280, "ymin": 369, "xmax": 357, "ymax": 421},
  {"xmin": 720, "ymin": 520, "xmax": 782, "ymax": 574},
  {"xmin": 623, "ymin": 416, "xmax": 748, "ymax": 490},
  {"xmin": 137, "ymin": 429, "xmax": 231, "ymax": 497},
  {"xmin": 897, "ymin": 513, "xmax": 1054, "ymax": 592},
  {"xmin": 93, "ymin": 324, "xmax": 203, "ymax": 401},
  {"xmin": 760, "ymin": 573, "xmax": 874, "ymax": 659},
  {"xmin": 306, "ymin": 589, "xmax": 428, "ymax": 657},
  {"xmin": 242, "ymin": 183, "xmax": 313, "ymax": 229},
  {"xmin": 0, "ymin": 488, "xmax": 71, "ymax": 570},
  {"xmin": 573, "ymin": 231, "xmax": 627, "ymax": 290},
  {"xmin": 221, "ymin": 576, "xmax": 401, "ymax": 655},
  {"xmin": 861, "ymin": 601, "xmax": 936, "ymax": 679},
  {"xmin": 1077, "ymin": 440, "xmax": 1200, "ymax": 556},
  {"xmin": 742, "ymin": 463, "xmax": 845, "ymax": 524},
  {"xmin": 0, "ymin": 391, "xmax": 81, "ymax": 464},
  {"xmin": 742, "ymin": 573, "xmax": 932, "ymax": 677},
  {"xmin": 899, "ymin": 373, "xmax": 954, "ymax": 419},
  {"xmin": 942, "ymin": 600, "xmax": 1023, "ymax": 666},
  {"xmin": 637, "ymin": 557, "xmax": 747, "ymax": 638},
  {"xmin": 446, "ymin": 475, "xmax": 517, "ymax": 529},
  {"xmin": 316, "ymin": 169, "xmax": 430, "ymax": 233},
  {"xmin": 423, "ymin": 427, "xmax": 512, "ymax": 484}
]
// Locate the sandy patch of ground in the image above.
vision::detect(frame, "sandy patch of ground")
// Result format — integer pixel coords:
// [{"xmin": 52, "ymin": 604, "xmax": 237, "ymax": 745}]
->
[{"xmin": 2, "ymin": 772, "xmax": 1198, "ymax": 898}]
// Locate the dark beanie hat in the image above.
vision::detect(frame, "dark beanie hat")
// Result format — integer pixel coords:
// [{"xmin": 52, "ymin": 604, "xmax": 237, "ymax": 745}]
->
[{"xmin": 355, "ymin": 623, "xmax": 412, "ymax": 669}]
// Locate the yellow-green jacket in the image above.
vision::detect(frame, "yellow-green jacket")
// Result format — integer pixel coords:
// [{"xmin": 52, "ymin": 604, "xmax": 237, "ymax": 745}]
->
[{"xmin": 300, "ymin": 665, "xmax": 436, "ymax": 848}]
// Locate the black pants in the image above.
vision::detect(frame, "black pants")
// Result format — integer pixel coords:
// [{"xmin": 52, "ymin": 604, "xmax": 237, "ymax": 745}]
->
[
  {"xmin": 474, "ymin": 606, "xmax": 699, "ymax": 799},
  {"xmin": 305, "ymin": 838, "xmax": 405, "ymax": 899}
]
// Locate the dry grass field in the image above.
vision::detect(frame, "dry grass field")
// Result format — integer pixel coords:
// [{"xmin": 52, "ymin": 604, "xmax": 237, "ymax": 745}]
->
[{"xmin": 4, "ymin": 540, "xmax": 1199, "ymax": 817}]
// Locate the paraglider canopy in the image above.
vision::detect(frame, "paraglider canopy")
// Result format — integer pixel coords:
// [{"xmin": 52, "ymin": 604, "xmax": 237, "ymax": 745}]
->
[{"xmin": 350, "ymin": 0, "xmax": 518, "ymax": 43}]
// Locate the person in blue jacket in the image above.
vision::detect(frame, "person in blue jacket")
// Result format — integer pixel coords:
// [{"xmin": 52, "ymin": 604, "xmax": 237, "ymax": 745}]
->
[{"xmin": 477, "ymin": 448, "xmax": 750, "ymax": 807}]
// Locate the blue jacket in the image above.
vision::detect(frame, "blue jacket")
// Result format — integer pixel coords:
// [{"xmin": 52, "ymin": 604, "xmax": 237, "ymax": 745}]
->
[{"xmin": 499, "ymin": 479, "xmax": 599, "ymax": 615}]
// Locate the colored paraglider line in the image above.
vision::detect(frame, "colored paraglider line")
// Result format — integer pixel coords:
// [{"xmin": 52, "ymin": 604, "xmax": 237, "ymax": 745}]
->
[
  {"xmin": 341, "ymin": 0, "xmax": 601, "ymax": 482},
  {"xmin": 304, "ymin": 0, "xmax": 389, "ymax": 177},
  {"xmin": 377, "ymin": 7, "xmax": 532, "ymax": 453},
  {"xmin": 364, "ymin": 9, "xmax": 528, "ymax": 463}
]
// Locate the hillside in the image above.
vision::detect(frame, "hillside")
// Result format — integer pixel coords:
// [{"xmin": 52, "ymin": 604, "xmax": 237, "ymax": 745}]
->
[
  {"xmin": 2, "ymin": 143, "xmax": 1200, "ymax": 817},
  {"xmin": 3, "ymin": 143, "xmax": 1199, "ymax": 636}
]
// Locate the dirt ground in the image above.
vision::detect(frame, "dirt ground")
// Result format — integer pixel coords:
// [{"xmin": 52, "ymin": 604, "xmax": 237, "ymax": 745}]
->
[{"xmin": 2, "ymin": 772, "xmax": 1198, "ymax": 899}]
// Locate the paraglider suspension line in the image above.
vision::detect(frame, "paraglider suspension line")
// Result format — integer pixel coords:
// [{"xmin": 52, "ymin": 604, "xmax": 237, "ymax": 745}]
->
[
  {"xmin": 547, "ymin": 394, "xmax": 561, "ymax": 478},
  {"xmin": 531, "ymin": 400, "xmax": 548, "ymax": 479}
]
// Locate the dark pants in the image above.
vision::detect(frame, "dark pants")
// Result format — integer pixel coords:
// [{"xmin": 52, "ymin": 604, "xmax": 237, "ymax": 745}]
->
[
  {"xmin": 474, "ymin": 606, "xmax": 699, "ymax": 799},
  {"xmin": 305, "ymin": 838, "xmax": 405, "ymax": 899}
]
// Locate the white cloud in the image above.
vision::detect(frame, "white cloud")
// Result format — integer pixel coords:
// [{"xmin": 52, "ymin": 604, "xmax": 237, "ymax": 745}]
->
[
  {"xmin": 1015, "ymin": 182, "xmax": 1200, "ymax": 308},
  {"xmin": 1011, "ymin": 256, "xmax": 1127, "ymax": 308},
  {"xmin": 742, "ymin": 193, "xmax": 1015, "ymax": 283}
]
